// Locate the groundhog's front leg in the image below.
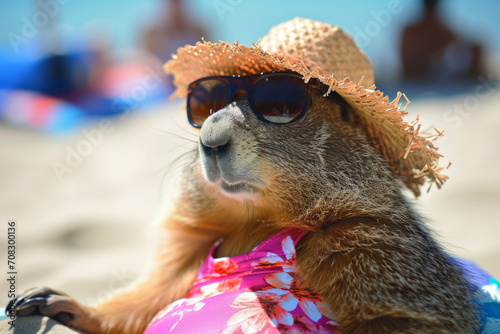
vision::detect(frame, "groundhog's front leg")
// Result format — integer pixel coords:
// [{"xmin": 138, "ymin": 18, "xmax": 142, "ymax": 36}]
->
[
  {"xmin": 9, "ymin": 272, "xmax": 181, "ymax": 334},
  {"xmin": 8, "ymin": 225, "xmax": 216, "ymax": 334},
  {"xmin": 296, "ymin": 217, "xmax": 481, "ymax": 334}
]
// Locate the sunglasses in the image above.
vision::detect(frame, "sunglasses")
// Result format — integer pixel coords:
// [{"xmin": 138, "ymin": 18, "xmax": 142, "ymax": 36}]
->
[{"xmin": 186, "ymin": 71, "xmax": 348, "ymax": 128}]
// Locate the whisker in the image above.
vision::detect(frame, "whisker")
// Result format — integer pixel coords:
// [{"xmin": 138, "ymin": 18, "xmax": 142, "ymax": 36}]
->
[
  {"xmin": 152, "ymin": 128, "xmax": 198, "ymax": 144},
  {"xmin": 156, "ymin": 150, "xmax": 197, "ymax": 182}
]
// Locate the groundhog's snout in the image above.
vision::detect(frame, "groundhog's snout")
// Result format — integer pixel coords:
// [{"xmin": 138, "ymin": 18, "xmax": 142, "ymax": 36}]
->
[
  {"xmin": 198, "ymin": 106, "xmax": 237, "ymax": 179},
  {"xmin": 199, "ymin": 115, "xmax": 232, "ymax": 157},
  {"xmin": 198, "ymin": 102, "xmax": 262, "ymax": 198}
]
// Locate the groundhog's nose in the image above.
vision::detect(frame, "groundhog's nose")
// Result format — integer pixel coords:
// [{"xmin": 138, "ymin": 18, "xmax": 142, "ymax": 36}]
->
[
  {"xmin": 197, "ymin": 100, "xmax": 260, "ymax": 189},
  {"xmin": 199, "ymin": 112, "xmax": 233, "ymax": 156}
]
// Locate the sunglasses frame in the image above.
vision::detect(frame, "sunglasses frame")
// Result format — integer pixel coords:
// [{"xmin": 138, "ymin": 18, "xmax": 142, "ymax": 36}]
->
[{"xmin": 186, "ymin": 71, "xmax": 348, "ymax": 129}]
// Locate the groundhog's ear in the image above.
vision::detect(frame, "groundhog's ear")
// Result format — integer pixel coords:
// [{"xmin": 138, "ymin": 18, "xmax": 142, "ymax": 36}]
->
[
  {"xmin": 320, "ymin": 89, "xmax": 353, "ymax": 123},
  {"xmin": 340, "ymin": 104, "xmax": 351, "ymax": 122}
]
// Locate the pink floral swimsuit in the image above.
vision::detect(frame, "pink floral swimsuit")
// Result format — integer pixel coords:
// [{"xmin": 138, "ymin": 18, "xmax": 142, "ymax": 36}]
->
[
  {"xmin": 144, "ymin": 229, "xmax": 339, "ymax": 333},
  {"xmin": 144, "ymin": 229, "xmax": 500, "ymax": 333}
]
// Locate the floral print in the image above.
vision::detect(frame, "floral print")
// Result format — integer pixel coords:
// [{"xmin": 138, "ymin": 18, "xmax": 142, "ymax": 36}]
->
[
  {"xmin": 258, "ymin": 235, "xmax": 296, "ymax": 273},
  {"xmin": 187, "ymin": 277, "xmax": 242, "ymax": 299},
  {"xmin": 214, "ymin": 257, "xmax": 239, "ymax": 275},
  {"xmin": 219, "ymin": 233, "xmax": 337, "ymax": 334},
  {"xmin": 145, "ymin": 229, "xmax": 338, "ymax": 333},
  {"xmin": 278, "ymin": 315, "xmax": 338, "ymax": 334},
  {"xmin": 263, "ymin": 271, "xmax": 325, "ymax": 322},
  {"xmin": 144, "ymin": 229, "xmax": 319, "ymax": 333},
  {"xmin": 144, "ymin": 230, "xmax": 500, "ymax": 334},
  {"xmin": 222, "ymin": 292, "xmax": 286, "ymax": 334},
  {"xmin": 146, "ymin": 297, "xmax": 206, "ymax": 332}
]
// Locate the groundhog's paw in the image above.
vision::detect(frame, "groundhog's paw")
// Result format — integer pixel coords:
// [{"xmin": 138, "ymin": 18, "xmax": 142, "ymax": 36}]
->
[{"xmin": 6, "ymin": 287, "xmax": 100, "ymax": 332}]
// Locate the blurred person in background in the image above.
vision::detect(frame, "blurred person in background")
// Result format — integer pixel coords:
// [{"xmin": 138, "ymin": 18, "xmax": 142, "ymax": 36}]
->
[
  {"xmin": 141, "ymin": 0, "xmax": 209, "ymax": 92},
  {"xmin": 400, "ymin": 0, "xmax": 484, "ymax": 82},
  {"xmin": 142, "ymin": 0, "xmax": 209, "ymax": 62}
]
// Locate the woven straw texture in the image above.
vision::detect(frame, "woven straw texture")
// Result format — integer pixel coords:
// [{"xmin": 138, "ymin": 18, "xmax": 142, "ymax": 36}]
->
[{"xmin": 164, "ymin": 18, "xmax": 448, "ymax": 196}]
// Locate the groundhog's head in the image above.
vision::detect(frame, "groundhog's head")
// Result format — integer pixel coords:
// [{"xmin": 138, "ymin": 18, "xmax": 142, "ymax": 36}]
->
[
  {"xmin": 164, "ymin": 18, "xmax": 446, "ymax": 230},
  {"xmin": 191, "ymin": 72, "xmax": 396, "ymax": 223}
]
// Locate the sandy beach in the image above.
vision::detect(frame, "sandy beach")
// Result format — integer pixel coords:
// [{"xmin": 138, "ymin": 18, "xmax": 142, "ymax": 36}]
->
[{"xmin": 1, "ymin": 88, "xmax": 499, "ymax": 309}]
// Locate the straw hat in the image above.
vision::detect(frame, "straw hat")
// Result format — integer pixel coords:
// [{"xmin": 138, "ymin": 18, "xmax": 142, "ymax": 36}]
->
[{"xmin": 164, "ymin": 18, "xmax": 448, "ymax": 197}]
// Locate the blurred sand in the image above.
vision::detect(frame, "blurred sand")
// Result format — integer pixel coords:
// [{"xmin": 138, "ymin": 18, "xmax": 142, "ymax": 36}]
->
[{"xmin": 0, "ymin": 89, "xmax": 499, "ymax": 310}]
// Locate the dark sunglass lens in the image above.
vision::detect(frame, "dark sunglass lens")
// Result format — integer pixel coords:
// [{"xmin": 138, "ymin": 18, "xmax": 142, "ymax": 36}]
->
[
  {"xmin": 188, "ymin": 79, "xmax": 230, "ymax": 127},
  {"xmin": 252, "ymin": 74, "xmax": 306, "ymax": 124}
]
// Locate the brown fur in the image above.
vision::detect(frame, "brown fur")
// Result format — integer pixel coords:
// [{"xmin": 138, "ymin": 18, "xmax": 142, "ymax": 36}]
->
[{"xmin": 14, "ymin": 90, "xmax": 481, "ymax": 333}]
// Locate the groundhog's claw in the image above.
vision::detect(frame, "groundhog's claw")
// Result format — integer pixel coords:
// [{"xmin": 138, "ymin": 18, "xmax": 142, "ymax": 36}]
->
[
  {"xmin": 8, "ymin": 287, "xmax": 67, "ymax": 317},
  {"xmin": 7, "ymin": 287, "xmax": 101, "ymax": 332}
]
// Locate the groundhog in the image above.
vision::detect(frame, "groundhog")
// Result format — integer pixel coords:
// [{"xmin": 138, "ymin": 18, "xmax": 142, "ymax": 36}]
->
[{"xmin": 8, "ymin": 18, "xmax": 484, "ymax": 334}]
